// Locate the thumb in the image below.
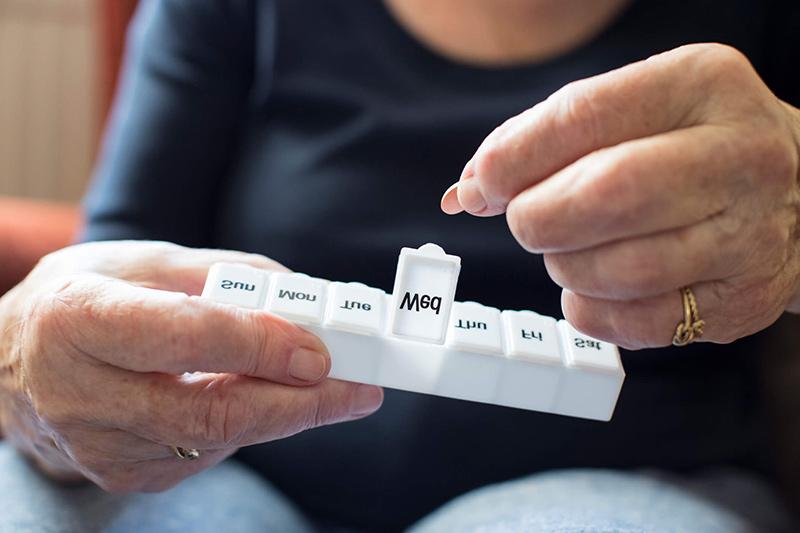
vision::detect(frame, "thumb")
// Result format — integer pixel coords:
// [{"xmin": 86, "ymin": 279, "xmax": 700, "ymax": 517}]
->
[{"xmin": 70, "ymin": 241, "xmax": 290, "ymax": 296}]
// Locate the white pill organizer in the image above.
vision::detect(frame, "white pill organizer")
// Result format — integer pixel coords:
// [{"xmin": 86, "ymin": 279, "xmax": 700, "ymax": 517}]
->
[{"xmin": 202, "ymin": 244, "xmax": 625, "ymax": 421}]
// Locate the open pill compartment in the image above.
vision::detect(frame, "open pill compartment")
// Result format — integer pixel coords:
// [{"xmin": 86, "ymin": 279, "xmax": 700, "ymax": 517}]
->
[{"xmin": 201, "ymin": 244, "xmax": 625, "ymax": 421}]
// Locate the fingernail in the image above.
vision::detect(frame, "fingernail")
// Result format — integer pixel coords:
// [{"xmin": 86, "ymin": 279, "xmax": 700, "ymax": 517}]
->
[
  {"xmin": 440, "ymin": 182, "xmax": 464, "ymax": 215},
  {"xmin": 350, "ymin": 384, "xmax": 383, "ymax": 417},
  {"xmin": 457, "ymin": 177, "xmax": 487, "ymax": 213},
  {"xmin": 288, "ymin": 348, "xmax": 328, "ymax": 382}
]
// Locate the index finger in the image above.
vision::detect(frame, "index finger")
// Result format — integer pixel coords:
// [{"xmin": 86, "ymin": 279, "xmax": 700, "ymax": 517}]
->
[
  {"xmin": 450, "ymin": 45, "xmax": 725, "ymax": 216},
  {"xmin": 77, "ymin": 365, "xmax": 383, "ymax": 450},
  {"xmin": 50, "ymin": 275, "xmax": 331, "ymax": 386}
]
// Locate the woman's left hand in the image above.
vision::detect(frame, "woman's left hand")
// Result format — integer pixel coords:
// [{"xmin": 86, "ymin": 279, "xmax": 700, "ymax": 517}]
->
[{"xmin": 442, "ymin": 43, "xmax": 800, "ymax": 349}]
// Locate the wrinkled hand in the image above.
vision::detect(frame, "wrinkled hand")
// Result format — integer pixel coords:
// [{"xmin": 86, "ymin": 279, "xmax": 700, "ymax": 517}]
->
[
  {"xmin": 442, "ymin": 43, "xmax": 800, "ymax": 349},
  {"xmin": 0, "ymin": 241, "xmax": 382, "ymax": 492}
]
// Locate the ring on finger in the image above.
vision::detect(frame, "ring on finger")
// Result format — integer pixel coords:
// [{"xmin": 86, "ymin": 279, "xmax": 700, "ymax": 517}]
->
[
  {"xmin": 170, "ymin": 446, "xmax": 201, "ymax": 461},
  {"xmin": 672, "ymin": 286, "xmax": 705, "ymax": 346}
]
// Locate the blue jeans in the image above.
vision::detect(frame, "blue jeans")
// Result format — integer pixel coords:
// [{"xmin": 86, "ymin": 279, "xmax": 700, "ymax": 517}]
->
[{"xmin": 0, "ymin": 443, "xmax": 795, "ymax": 532}]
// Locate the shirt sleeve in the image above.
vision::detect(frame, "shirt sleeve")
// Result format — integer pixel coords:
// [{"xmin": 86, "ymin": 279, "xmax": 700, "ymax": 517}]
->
[{"xmin": 82, "ymin": 0, "xmax": 258, "ymax": 246}]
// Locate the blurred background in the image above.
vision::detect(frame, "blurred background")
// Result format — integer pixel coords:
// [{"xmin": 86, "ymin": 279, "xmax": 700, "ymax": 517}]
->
[
  {"xmin": 0, "ymin": 0, "xmax": 136, "ymax": 201},
  {"xmin": 0, "ymin": 0, "xmax": 137, "ymax": 293}
]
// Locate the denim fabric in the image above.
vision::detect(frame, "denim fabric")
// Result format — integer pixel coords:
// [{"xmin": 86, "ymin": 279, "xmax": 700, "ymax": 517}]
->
[
  {"xmin": 409, "ymin": 468, "xmax": 797, "ymax": 533},
  {"xmin": 0, "ymin": 443, "xmax": 313, "ymax": 533},
  {"xmin": 1, "ymin": 442, "xmax": 796, "ymax": 533}
]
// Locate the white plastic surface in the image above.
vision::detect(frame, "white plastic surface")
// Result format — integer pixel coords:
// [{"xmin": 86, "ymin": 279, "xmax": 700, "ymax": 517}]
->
[
  {"xmin": 201, "ymin": 263, "xmax": 269, "ymax": 309},
  {"xmin": 389, "ymin": 243, "xmax": 460, "ymax": 344},
  {"xmin": 554, "ymin": 320, "xmax": 625, "ymax": 420},
  {"xmin": 266, "ymin": 273, "xmax": 328, "ymax": 324},
  {"xmin": 501, "ymin": 310, "xmax": 561, "ymax": 365},
  {"xmin": 201, "ymin": 245, "xmax": 625, "ymax": 421},
  {"xmin": 446, "ymin": 302, "xmax": 503, "ymax": 355},
  {"xmin": 324, "ymin": 282, "xmax": 386, "ymax": 335}
]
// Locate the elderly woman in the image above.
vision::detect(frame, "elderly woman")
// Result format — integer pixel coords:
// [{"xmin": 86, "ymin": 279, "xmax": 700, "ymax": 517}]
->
[{"xmin": 1, "ymin": 0, "xmax": 799, "ymax": 531}]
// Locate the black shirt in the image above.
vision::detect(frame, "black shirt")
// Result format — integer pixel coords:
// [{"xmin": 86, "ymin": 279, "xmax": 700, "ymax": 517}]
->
[{"xmin": 83, "ymin": 0, "xmax": 800, "ymax": 530}]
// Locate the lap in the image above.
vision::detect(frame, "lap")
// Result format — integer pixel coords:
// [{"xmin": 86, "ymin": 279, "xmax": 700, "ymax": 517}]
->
[
  {"xmin": 410, "ymin": 468, "xmax": 798, "ymax": 533},
  {"xmin": 2, "ymin": 440, "xmax": 796, "ymax": 532},
  {"xmin": 0, "ymin": 442, "xmax": 312, "ymax": 533}
]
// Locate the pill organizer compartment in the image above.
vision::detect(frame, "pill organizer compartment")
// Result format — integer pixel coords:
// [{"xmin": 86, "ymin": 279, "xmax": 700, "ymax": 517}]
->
[{"xmin": 201, "ymin": 244, "xmax": 625, "ymax": 421}]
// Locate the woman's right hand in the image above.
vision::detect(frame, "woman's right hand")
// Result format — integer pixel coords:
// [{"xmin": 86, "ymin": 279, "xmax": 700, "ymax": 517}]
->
[{"xmin": 0, "ymin": 241, "xmax": 383, "ymax": 492}]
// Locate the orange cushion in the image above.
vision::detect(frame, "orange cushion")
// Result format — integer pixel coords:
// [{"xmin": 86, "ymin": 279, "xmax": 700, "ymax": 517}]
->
[{"xmin": 0, "ymin": 197, "xmax": 82, "ymax": 295}]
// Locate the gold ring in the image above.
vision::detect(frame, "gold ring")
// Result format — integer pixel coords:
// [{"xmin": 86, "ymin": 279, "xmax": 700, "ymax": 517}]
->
[
  {"xmin": 672, "ymin": 287, "xmax": 705, "ymax": 346},
  {"xmin": 170, "ymin": 446, "xmax": 201, "ymax": 461}
]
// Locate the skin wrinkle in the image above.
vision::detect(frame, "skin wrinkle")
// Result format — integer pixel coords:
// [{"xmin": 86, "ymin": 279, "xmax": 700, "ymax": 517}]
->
[
  {"xmin": 128, "ymin": 374, "xmax": 181, "ymax": 447},
  {"xmin": 0, "ymin": 242, "xmax": 381, "ymax": 492},
  {"xmin": 544, "ymin": 207, "xmax": 732, "ymax": 302},
  {"xmin": 545, "ymin": 204, "xmax": 730, "ymax": 292},
  {"xmin": 719, "ymin": 177, "xmax": 790, "ymax": 282},
  {"xmin": 197, "ymin": 373, "xmax": 248, "ymax": 448},
  {"xmin": 506, "ymin": 123, "xmax": 738, "ymax": 255},
  {"xmin": 4, "ymin": 243, "xmax": 378, "ymax": 492},
  {"xmin": 243, "ymin": 309, "xmax": 274, "ymax": 379},
  {"xmin": 730, "ymin": 279, "xmax": 786, "ymax": 342},
  {"xmin": 221, "ymin": 390, "xmax": 239, "ymax": 448},
  {"xmin": 483, "ymin": 45, "xmax": 800, "ymax": 349},
  {"xmin": 555, "ymin": 202, "xmax": 796, "ymax": 347},
  {"xmin": 757, "ymin": 213, "xmax": 800, "ymax": 313},
  {"xmin": 471, "ymin": 44, "xmax": 789, "ymax": 226},
  {"xmin": 15, "ymin": 291, "xmax": 58, "ymax": 436},
  {"xmin": 0, "ymin": 319, "xmax": 22, "ymax": 393}
]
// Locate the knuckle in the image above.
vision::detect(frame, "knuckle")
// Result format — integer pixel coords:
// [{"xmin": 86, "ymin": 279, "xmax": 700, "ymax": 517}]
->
[
  {"xmin": 506, "ymin": 201, "xmax": 530, "ymax": 249},
  {"xmin": 698, "ymin": 43, "xmax": 750, "ymax": 73},
  {"xmin": 579, "ymin": 150, "xmax": 654, "ymax": 229},
  {"xmin": 471, "ymin": 116, "xmax": 528, "ymax": 202},
  {"xmin": 290, "ymin": 395, "xmax": 324, "ymax": 434},
  {"xmin": 309, "ymin": 392, "xmax": 329, "ymax": 428},
  {"xmin": 584, "ymin": 149, "xmax": 636, "ymax": 206},
  {"xmin": 710, "ymin": 211, "xmax": 745, "ymax": 244},
  {"xmin": 21, "ymin": 283, "xmax": 97, "ymax": 431},
  {"xmin": 158, "ymin": 295, "xmax": 206, "ymax": 368},
  {"xmin": 748, "ymin": 131, "xmax": 798, "ymax": 190},
  {"xmin": 297, "ymin": 390, "xmax": 340, "ymax": 433},
  {"xmin": 552, "ymin": 80, "xmax": 603, "ymax": 146},
  {"xmin": 25, "ymin": 373, "xmax": 78, "ymax": 431},
  {"xmin": 611, "ymin": 250, "xmax": 664, "ymax": 298},
  {"xmin": 473, "ymin": 143, "xmax": 510, "ymax": 191},
  {"xmin": 562, "ymin": 294, "xmax": 608, "ymax": 341},
  {"xmin": 49, "ymin": 276, "xmax": 103, "ymax": 324},
  {"xmin": 692, "ymin": 44, "xmax": 756, "ymax": 92},
  {"xmin": 707, "ymin": 282, "xmax": 765, "ymax": 344},
  {"xmin": 542, "ymin": 254, "xmax": 570, "ymax": 289},
  {"xmin": 244, "ymin": 311, "xmax": 282, "ymax": 376},
  {"xmin": 506, "ymin": 200, "xmax": 544, "ymax": 252},
  {"xmin": 473, "ymin": 119, "xmax": 516, "ymax": 172},
  {"xmin": 189, "ymin": 378, "xmax": 249, "ymax": 447},
  {"xmin": 26, "ymin": 279, "xmax": 80, "ymax": 344},
  {"xmin": 32, "ymin": 275, "xmax": 114, "ymax": 356},
  {"xmin": 562, "ymin": 293, "xmax": 645, "ymax": 350}
]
